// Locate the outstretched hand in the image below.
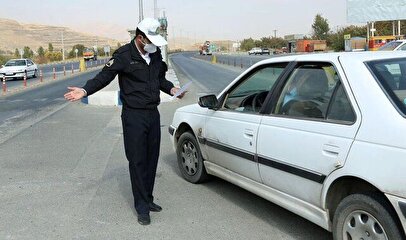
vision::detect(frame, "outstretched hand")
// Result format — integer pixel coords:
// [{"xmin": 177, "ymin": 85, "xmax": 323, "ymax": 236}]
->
[
  {"xmin": 64, "ymin": 87, "xmax": 86, "ymax": 102},
  {"xmin": 170, "ymin": 87, "xmax": 187, "ymax": 99}
]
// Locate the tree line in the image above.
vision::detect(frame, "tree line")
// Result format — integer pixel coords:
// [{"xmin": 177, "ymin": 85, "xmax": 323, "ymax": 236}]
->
[
  {"xmin": 240, "ymin": 14, "xmax": 406, "ymax": 52},
  {"xmin": 0, "ymin": 42, "xmax": 122, "ymax": 65}
]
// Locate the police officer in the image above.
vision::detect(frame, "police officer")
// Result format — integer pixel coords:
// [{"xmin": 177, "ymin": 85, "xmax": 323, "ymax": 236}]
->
[{"xmin": 64, "ymin": 18, "xmax": 184, "ymax": 225}]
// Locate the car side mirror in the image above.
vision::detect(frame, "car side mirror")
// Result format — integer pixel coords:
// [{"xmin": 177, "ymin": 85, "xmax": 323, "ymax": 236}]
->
[
  {"xmin": 27, "ymin": 63, "xmax": 32, "ymax": 66},
  {"xmin": 198, "ymin": 94, "xmax": 219, "ymax": 110},
  {"xmin": 1, "ymin": 65, "xmax": 4, "ymax": 68}
]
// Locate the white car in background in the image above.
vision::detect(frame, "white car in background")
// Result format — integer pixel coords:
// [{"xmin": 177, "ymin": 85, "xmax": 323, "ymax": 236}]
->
[
  {"xmin": 0, "ymin": 58, "xmax": 38, "ymax": 80},
  {"xmin": 248, "ymin": 47, "xmax": 263, "ymax": 55},
  {"xmin": 169, "ymin": 51, "xmax": 406, "ymax": 239},
  {"xmin": 379, "ymin": 40, "xmax": 406, "ymax": 51}
]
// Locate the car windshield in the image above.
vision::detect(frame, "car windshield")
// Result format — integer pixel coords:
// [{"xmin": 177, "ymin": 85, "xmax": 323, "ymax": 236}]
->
[
  {"xmin": 378, "ymin": 41, "xmax": 402, "ymax": 51},
  {"xmin": 367, "ymin": 57, "xmax": 406, "ymax": 115},
  {"xmin": 5, "ymin": 60, "xmax": 26, "ymax": 67}
]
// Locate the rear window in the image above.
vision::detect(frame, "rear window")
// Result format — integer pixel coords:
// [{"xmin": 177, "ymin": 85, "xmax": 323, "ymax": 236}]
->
[
  {"xmin": 378, "ymin": 41, "xmax": 402, "ymax": 51},
  {"xmin": 367, "ymin": 58, "xmax": 406, "ymax": 115}
]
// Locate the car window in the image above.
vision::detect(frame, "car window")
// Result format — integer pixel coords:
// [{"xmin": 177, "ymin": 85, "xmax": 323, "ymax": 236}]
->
[
  {"xmin": 273, "ymin": 63, "xmax": 355, "ymax": 122},
  {"xmin": 223, "ymin": 63, "xmax": 288, "ymax": 113},
  {"xmin": 327, "ymin": 83, "xmax": 356, "ymax": 123},
  {"xmin": 378, "ymin": 41, "xmax": 401, "ymax": 51},
  {"xmin": 367, "ymin": 58, "xmax": 406, "ymax": 115},
  {"xmin": 5, "ymin": 60, "xmax": 26, "ymax": 66},
  {"xmin": 398, "ymin": 44, "xmax": 406, "ymax": 51}
]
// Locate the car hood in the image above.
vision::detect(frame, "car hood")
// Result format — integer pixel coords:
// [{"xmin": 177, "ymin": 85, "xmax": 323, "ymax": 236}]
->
[
  {"xmin": 0, "ymin": 66, "xmax": 26, "ymax": 72},
  {"xmin": 174, "ymin": 103, "xmax": 211, "ymax": 117},
  {"xmin": 175, "ymin": 103, "xmax": 202, "ymax": 113}
]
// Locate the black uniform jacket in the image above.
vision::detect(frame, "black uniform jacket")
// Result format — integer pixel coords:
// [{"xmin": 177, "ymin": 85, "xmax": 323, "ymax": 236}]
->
[{"xmin": 82, "ymin": 40, "xmax": 174, "ymax": 109}]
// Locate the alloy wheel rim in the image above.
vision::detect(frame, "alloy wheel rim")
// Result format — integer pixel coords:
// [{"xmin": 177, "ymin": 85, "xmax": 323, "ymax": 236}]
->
[
  {"xmin": 180, "ymin": 140, "xmax": 198, "ymax": 176},
  {"xmin": 342, "ymin": 210, "xmax": 388, "ymax": 240}
]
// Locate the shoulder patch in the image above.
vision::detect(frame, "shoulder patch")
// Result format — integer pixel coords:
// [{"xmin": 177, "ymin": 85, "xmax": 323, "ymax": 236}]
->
[{"xmin": 106, "ymin": 59, "xmax": 114, "ymax": 67}]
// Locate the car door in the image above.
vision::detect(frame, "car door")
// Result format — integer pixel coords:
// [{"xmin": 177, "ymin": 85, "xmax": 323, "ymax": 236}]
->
[
  {"xmin": 257, "ymin": 61, "xmax": 361, "ymax": 206},
  {"xmin": 27, "ymin": 60, "xmax": 35, "ymax": 75},
  {"xmin": 203, "ymin": 63, "xmax": 288, "ymax": 181}
]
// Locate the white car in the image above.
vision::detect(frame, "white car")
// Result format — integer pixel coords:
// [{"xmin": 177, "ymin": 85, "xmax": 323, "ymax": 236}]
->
[
  {"xmin": 248, "ymin": 47, "xmax": 263, "ymax": 55},
  {"xmin": 0, "ymin": 58, "xmax": 38, "ymax": 80},
  {"xmin": 379, "ymin": 40, "xmax": 406, "ymax": 51},
  {"xmin": 169, "ymin": 51, "xmax": 406, "ymax": 239}
]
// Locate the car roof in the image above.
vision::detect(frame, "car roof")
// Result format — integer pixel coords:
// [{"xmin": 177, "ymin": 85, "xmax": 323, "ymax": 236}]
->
[
  {"xmin": 256, "ymin": 51, "xmax": 406, "ymax": 65},
  {"xmin": 8, "ymin": 59, "xmax": 29, "ymax": 61}
]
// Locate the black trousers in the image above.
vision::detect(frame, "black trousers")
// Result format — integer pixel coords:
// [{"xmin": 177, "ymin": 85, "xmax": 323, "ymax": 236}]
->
[{"xmin": 121, "ymin": 106, "xmax": 161, "ymax": 215}]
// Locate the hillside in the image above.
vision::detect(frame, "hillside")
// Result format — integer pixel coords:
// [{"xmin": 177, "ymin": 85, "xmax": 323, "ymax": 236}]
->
[{"xmin": 0, "ymin": 18, "xmax": 123, "ymax": 54}]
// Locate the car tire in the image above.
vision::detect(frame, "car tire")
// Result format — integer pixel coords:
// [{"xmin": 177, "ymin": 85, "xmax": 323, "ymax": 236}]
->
[
  {"xmin": 332, "ymin": 193, "xmax": 404, "ymax": 240},
  {"xmin": 33, "ymin": 69, "xmax": 37, "ymax": 78},
  {"xmin": 176, "ymin": 131, "xmax": 209, "ymax": 184}
]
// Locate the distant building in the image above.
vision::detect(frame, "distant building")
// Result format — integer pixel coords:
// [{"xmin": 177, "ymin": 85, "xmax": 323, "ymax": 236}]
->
[
  {"xmin": 284, "ymin": 34, "xmax": 305, "ymax": 53},
  {"xmin": 345, "ymin": 37, "xmax": 367, "ymax": 52},
  {"xmin": 232, "ymin": 42, "xmax": 241, "ymax": 52}
]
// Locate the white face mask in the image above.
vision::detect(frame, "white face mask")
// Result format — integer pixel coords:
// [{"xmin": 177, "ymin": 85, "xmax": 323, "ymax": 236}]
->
[
  {"xmin": 141, "ymin": 38, "xmax": 157, "ymax": 53},
  {"xmin": 144, "ymin": 43, "xmax": 157, "ymax": 53}
]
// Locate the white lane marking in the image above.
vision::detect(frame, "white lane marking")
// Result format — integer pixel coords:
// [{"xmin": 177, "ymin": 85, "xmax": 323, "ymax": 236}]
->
[
  {"xmin": 8, "ymin": 99, "xmax": 25, "ymax": 103},
  {"xmin": 33, "ymin": 98, "xmax": 48, "ymax": 102}
]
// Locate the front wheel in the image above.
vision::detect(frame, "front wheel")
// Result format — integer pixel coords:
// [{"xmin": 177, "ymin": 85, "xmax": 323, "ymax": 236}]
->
[
  {"xmin": 333, "ymin": 193, "xmax": 404, "ymax": 240},
  {"xmin": 33, "ymin": 69, "xmax": 37, "ymax": 78},
  {"xmin": 176, "ymin": 131, "xmax": 209, "ymax": 183}
]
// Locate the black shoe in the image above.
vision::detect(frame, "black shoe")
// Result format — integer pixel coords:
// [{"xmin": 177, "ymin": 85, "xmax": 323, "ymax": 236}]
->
[
  {"xmin": 149, "ymin": 202, "xmax": 162, "ymax": 212},
  {"xmin": 137, "ymin": 214, "xmax": 151, "ymax": 225}
]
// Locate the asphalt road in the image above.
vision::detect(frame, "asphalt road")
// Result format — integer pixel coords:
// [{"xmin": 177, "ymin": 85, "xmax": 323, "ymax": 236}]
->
[
  {"xmin": 0, "ymin": 52, "xmax": 333, "ymax": 239},
  {"xmin": 0, "ymin": 67, "xmax": 102, "ymax": 144}
]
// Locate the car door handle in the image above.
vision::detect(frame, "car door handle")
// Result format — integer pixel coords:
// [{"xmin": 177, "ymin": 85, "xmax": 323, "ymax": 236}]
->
[
  {"xmin": 322, "ymin": 144, "xmax": 340, "ymax": 157},
  {"xmin": 243, "ymin": 129, "xmax": 254, "ymax": 138}
]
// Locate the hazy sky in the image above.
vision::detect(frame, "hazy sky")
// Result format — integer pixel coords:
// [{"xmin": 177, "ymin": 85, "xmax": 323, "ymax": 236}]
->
[{"xmin": 0, "ymin": 0, "xmax": 351, "ymax": 42}]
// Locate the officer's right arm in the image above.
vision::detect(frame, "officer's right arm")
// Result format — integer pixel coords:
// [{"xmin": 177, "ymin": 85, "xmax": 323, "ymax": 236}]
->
[{"xmin": 82, "ymin": 53, "xmax": 125, "ymax": 96}]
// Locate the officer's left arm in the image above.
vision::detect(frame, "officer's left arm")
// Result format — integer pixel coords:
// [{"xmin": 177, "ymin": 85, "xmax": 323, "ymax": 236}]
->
[
  {"xmin": 82, "ymin": 53, "xmax": 125, "ymax": 96},
  {"xmin": 158, "ymin": 61, "xmax": 175, "ymax": 95}
]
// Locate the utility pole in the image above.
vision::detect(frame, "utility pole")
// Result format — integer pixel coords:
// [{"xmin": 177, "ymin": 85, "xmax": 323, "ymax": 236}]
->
[
  {"xmin": 159, "ymin": 10, "xmax": 168, "ymax": 63},
  {"xmin": 172, "ymin": 27, "xmax": 175, "ymax": 49},
  {"xmin": 61, "ymin": 31, "xmax": 65, "ymax": 61},
  {"xmin": 139, "ymin": 0, "xmax": 144, "ymax": 22},
  {"xmin": 398, "ymin": 20, "xmax": 401, "ymax": 37},
  {"xmin": 154, "ymin": 0, "xmax": 159, "ymax": 19}
]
